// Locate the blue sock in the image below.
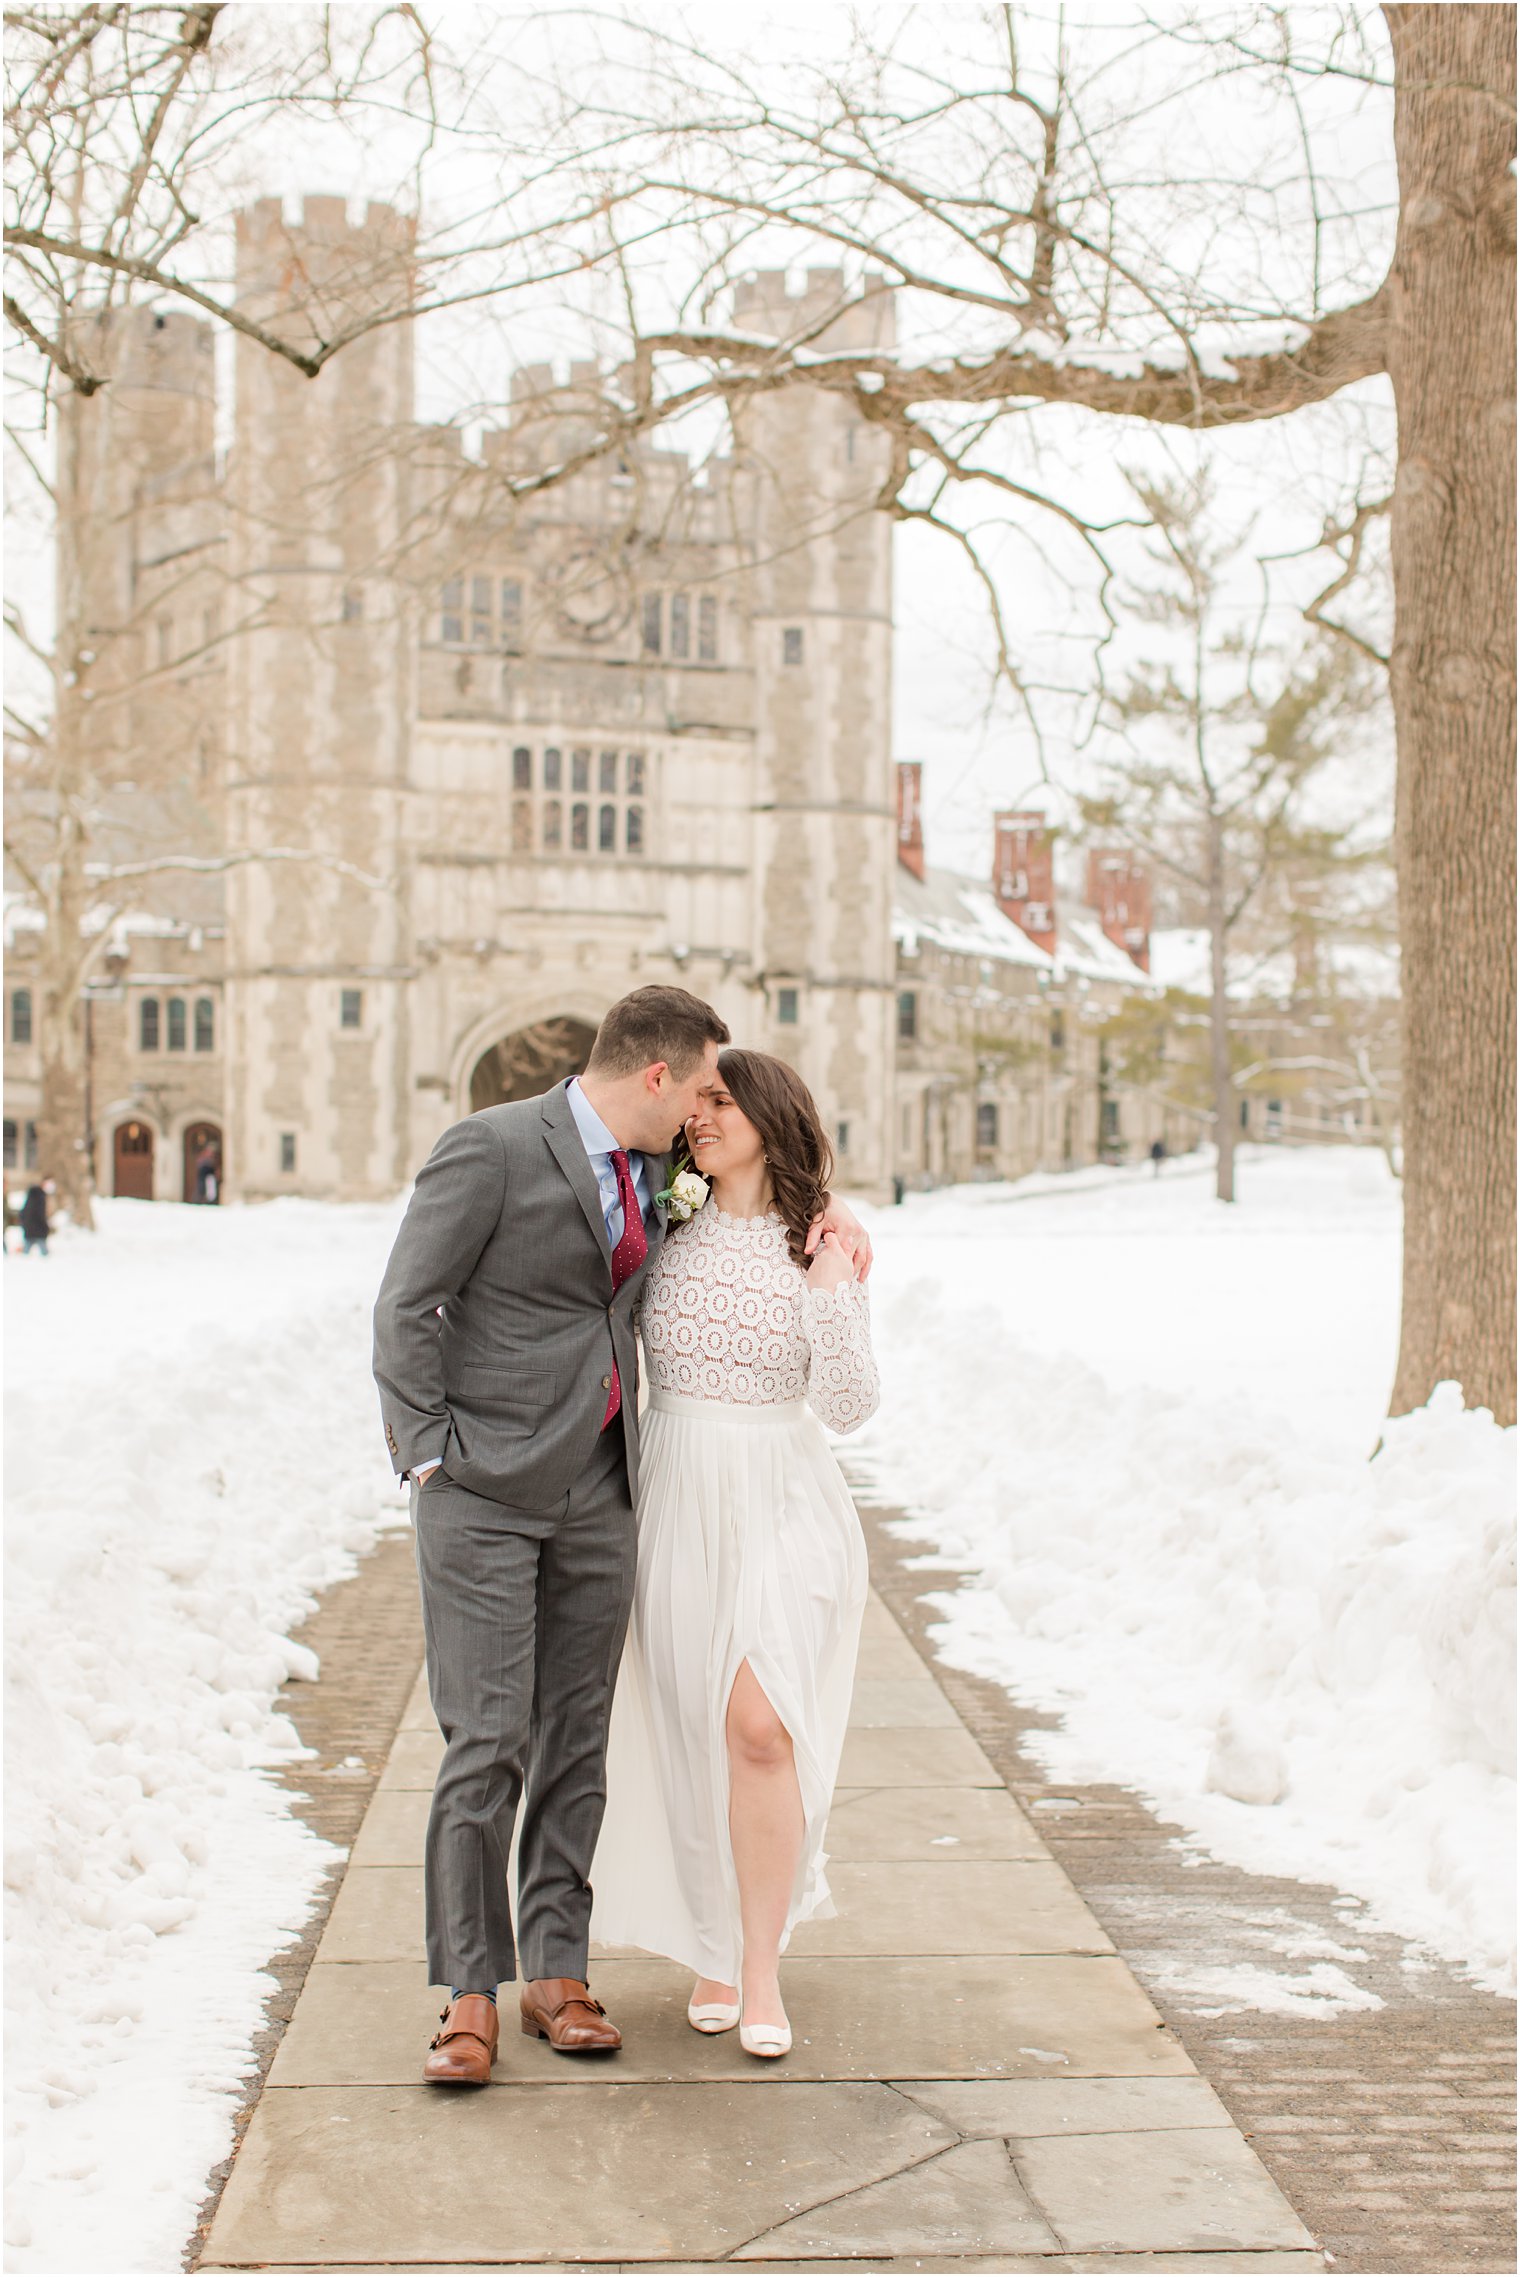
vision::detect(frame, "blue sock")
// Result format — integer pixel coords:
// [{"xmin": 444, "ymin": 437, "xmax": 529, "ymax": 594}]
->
[{"xmin": 450, "ymin": 1986, "xmax": 496, "ymax": 2003}]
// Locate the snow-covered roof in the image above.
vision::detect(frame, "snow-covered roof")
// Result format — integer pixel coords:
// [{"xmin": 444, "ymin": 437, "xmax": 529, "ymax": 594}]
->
[
  {"xmin": 1051, "ymin": 910, "xmax": 1160, "ymax": 992},
  {"xmin": 1149, "ymin": 926, "xmax": 1400, "ymax": 1005},
  {"xmin": 893, "ymin": 864, "xmax": 1054, "ymax": 974},
  {"xmin": 894, "ymin": 863, "xmax": 1161, "ymax": 995}
]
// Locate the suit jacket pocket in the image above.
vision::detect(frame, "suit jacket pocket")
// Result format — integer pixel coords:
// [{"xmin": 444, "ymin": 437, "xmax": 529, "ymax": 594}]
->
[{"xmin": 457, "ymin": 1363, "xmax": 557, "ymax": 1410}]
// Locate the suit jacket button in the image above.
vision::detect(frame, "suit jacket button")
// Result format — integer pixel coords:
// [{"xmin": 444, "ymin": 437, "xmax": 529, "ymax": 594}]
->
[{"xmin": 602, "ymin": 1376, "xmax": 611, "ymax": 1390}]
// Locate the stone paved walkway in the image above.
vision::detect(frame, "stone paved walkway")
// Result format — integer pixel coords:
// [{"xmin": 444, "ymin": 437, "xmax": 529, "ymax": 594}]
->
[{"xmin": 200, "ymin": 1586, "xmax": 1324, "ymax": 2273}]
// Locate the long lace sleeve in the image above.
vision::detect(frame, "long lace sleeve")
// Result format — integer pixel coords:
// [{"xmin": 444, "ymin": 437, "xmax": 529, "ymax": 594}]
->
[{"xmin": 800, "ymin": 1279, "xmax": 880, "ymax": 1434}]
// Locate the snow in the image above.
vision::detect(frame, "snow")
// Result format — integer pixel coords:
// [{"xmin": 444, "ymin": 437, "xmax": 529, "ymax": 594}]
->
[
  {"xmin": 847, "ymin": 1145, "xmax": 1516, "ymax": 1999},
  {"xmin": 4, "ymin": 1196, "xmax": 408, "ymax": 2273}
]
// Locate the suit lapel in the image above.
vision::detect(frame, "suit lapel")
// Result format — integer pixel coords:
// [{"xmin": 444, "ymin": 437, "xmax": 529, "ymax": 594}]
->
[{"xmin": 541, "ymin": 1083, "xmax": 612, "ymax": 1261}]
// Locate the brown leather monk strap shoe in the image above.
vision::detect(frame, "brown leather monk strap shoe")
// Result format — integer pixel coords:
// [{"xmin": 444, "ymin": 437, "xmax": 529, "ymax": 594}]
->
[
  {"xmin": 423, "ymin": 1993, "xmax": 499, "ymax": 2086},
  {"xmin": 519, "ymin": 1976, "xmax": 622, "ymax": 2053}
]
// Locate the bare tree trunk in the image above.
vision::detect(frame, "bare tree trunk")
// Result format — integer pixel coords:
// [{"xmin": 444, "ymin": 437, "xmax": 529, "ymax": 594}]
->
[
  {"xmin": 1207, "ymin": 810, "xmax": 1236, "ymax": 1203},
  {"xmin": 1384, "ymin": 4, "xmax": 1516, "ymax": 1426}
]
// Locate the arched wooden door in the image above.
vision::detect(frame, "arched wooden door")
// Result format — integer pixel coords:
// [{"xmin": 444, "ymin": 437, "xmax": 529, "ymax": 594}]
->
[
  {"xmin": 113, "ymin": 1120, "xmax": 155, "ymax": 1200},
  {"xmin": 183, "ymin": 1121, "xmax": 222, "ymax": 1204},
  {"xmin": 469, "ymin": 1016, "xmax": 597, "ymax": 1111}
]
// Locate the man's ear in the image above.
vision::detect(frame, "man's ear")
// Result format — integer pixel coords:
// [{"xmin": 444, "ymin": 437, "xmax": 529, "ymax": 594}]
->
[{"xmin": 645, "ymin": 1060, "xmax": 670, "ymax": 1096}]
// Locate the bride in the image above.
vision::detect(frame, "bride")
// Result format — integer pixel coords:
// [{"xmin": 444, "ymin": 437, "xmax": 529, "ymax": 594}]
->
[{"xmin": 591, "ymin": 1047, "xmax": 878, "ymax": 2057}]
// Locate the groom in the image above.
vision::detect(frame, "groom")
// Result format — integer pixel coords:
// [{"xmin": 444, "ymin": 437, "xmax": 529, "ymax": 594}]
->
[{"xmin": 372, "ymin": 985, "xmax": 870, "ymax": 2084}]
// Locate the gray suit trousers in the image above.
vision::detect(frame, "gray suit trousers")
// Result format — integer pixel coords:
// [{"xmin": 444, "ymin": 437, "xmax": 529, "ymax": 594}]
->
[{"xmin": 411, "ymin": 1416, "xmax": 636, "ymax": 1990}]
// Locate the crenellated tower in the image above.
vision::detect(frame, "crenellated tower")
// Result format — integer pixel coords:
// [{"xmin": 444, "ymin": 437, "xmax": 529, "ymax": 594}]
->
[
  {"xmin": 729, "ymin": 269, "xmax": 897, "ymax": 1189},
  {"xmin": 224, "ymin": 196, "xmax": 418, "ymax": 1199}
]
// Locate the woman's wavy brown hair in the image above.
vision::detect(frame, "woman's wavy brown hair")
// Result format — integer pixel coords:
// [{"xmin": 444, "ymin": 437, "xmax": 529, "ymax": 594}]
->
[{"xmin": 715, "ymin": 1047, "xmax": 834, "ymax": 1271}]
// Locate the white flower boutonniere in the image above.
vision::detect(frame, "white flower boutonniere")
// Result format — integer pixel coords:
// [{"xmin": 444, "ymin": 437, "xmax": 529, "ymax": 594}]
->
[{"xmin": 656, "ymin": 1164, "xmax": 710, "ymax": 1222}]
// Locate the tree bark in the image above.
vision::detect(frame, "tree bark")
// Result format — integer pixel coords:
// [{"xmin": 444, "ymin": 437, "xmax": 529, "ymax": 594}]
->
[
  {"xmin": 1383, "ymin": 4, "xmax": 1516, "ymax": 1426},
  {"xmin": 1207, "ymin": 810, "xmax": 1237, "ymax": 1204}
]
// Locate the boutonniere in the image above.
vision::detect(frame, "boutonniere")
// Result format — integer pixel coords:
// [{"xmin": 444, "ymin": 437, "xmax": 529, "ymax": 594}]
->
[{"xmin": 655, "ymin": 1148, "xmax": 710, "ymax": 1223}]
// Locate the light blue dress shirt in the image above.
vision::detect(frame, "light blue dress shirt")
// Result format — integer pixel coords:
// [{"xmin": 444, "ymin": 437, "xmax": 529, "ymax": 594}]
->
[{"xmin": 565, "ymin": 1076, "xmax": 653, "ymax": 1249}]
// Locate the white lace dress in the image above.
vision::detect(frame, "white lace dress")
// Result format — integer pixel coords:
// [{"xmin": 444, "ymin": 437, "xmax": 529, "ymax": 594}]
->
[{"xmin": 590, "ymin": 1201, "xmax": 878, "ymax": 1982}]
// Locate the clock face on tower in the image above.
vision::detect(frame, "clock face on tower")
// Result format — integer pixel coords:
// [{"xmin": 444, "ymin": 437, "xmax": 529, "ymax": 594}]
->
[{"xmin": 549, "ymin": 547, "xmax": 636, "ymax": 644}]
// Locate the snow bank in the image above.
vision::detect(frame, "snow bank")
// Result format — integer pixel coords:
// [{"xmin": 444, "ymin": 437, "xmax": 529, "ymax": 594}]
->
[
  {"xmin": 851, "ymin": 1153, "xmax": 1515, "ymax": 1996},
  {"xmin": 4, "ymin": 1197, "xmax": 407, "ymax": 2273}
]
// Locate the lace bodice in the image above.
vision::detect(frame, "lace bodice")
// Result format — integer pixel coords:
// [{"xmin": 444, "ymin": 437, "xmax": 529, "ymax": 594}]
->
[{"xmin": 640, "ymin": 1204, "xmax": 880, "ymax": 1434}]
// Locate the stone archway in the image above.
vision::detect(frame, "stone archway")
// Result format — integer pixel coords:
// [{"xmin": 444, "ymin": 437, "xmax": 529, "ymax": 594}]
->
[{"xmin": 469, "ymin": 1016, "xmax": 597, "ymax": 1112}]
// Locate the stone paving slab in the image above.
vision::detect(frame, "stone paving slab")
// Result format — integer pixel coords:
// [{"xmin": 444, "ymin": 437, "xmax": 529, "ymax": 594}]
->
[
  {"xmin": 321, "ymin": 1860, "xmax": 1113, "ymax": 1963},
  {"xmin": 837, "ymin": 1726, "xmax": 1004, "ymax": 1786},
  {"xmin": 267, "ymin": 1954, "xmax": 1192, "ymax": 2087},
  {"xmin": 1013, "ymin": 2128, "xmax": 1318, "ymax": 2254},
  {"xmin": 898, "ymin": 2075, "xmax": 1236, "ymax": 2137},
  {"xmin": 825, "ymin": 1782, "xmax": 1050, "ymax": 1860},
  {"xmin": 203, "ymin": 2083, "xmax": 958, "ymax": 2266},
  {"xmin": 846, "ymin": 1678, "xmax": 960, "ymax": 1728},
  {"xmin": 732, "ymin": 2136, "xmax": 1056, "ymax": 2258},
  {"xmin": 204, "ymin": 2257, "xmax": 1329, "ymax": 2273}
]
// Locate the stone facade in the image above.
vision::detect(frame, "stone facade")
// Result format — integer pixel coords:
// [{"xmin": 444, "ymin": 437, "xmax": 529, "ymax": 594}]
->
[{"xmin": 7, "ymin": 202, "xmax": 911, "ymax": 1203}]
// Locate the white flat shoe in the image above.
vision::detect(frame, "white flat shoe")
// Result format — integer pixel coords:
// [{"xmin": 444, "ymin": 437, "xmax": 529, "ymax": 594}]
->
[
  {"xmin": 687, "ymin": 1999, "xmax": 741, "ymax": 2034},
  {"xmin": 739, "ymin": 2017, "xmax": 792, "ymax": 2059}
]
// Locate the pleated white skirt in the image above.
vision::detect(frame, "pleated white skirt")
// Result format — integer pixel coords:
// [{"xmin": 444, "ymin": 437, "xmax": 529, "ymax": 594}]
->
[{"xmin": 590, "ymin": 1388, "xmax": 869, "ymax": 1982}]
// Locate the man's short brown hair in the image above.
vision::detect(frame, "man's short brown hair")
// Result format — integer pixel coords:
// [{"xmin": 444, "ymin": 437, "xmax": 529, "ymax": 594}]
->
[{"xmin": 586, "ymin": 986, "xmax": 730, "ymax": 1080}]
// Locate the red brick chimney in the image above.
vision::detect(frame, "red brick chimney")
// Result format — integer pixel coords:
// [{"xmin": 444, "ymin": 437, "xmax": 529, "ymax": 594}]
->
[
  {"xmin": 1085, "ymin": 847, "xmax": 1152, "ymax": 972},
  {"xmin": 993, "ymin": 811, "xmax": 1057, "ymax": 954},
  {"xmin": 896, "ymin": 761, "xmax": 926, "ymax": 881}
]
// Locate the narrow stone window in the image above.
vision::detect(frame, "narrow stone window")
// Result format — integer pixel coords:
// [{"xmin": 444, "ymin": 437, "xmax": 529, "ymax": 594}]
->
[
  {"xmin": 440, "ymin": 581, "xmax": 464, "ymax": 644},
  {"xmin": 698, "ymin": 594, "xmax": 718, "ymax": 661},
  {"xmin": 279, "ymin": 1132, "xmax": 297, "ymax": 1175},
  {"xmin": 470, "ymin": 574, "xmax": 492, "ymax": 643},
  {"xmin": 896, "ymin": 991, "xmax": 917, "ymax": 1041},
  {"xmin": 166, "ymin": 997, "xmax": 187, "ymax": 1051},
  {"xmin": 837, "ymin": 1120, "xmax": 850, "ymax": 1152},
  {"xmin": 512, "ymin": 798, "xmax": 532, "ymax": 852},
  {"xmin": 782, "ymin": 627, "xmax": 804, "ymax": 667},
  {"xmin": 512, "ymin": 746, "xmax": 532, "ymax": 790},
  {"xmin": 140, "ymin": 997, "xmax": 160, "ymax": 1051},
  {"xmin": 10, "ymin": 988, "xmax": 31, "ymax": 1045},
  {"xmin": 340, "ymin": 989, "xmax": 363, "ymax": 1030},
  {"xmin": 2, "ymin": 1121, "xmax": 15, "ymax": 1171},
  {"xmin": 641, "ymin": 594, "xmax": 662, "ymax": 655},
  {"xmin": 194, "ymin": 997, "xmax": 215, "ymax": 1052},
  {"xmin": 571, "ymin": 803, "xmax": 590, "ymax": 851},
  {"xmin": 341, "ymin": 589, "xmax": 363, "ymax": 623},
  {"xmin": 571, "ymin": 748, "xmax": 591, "ymax": 794},
  {"xmin": 626, "ymin": 805, "xmax": 644, "ymax": 854},
  {"xmin": 599, "ymin": 749, "xmax": 618, "ymax": 794},
  {"xmin": 626, "ymin": 751, "xmax": 646, "ymax": 796},
  {"xmin": 670, "ymin": 595, "xmax": 690, "ymax": 659},
  {"xmin": 776, "ymin": 986, "xmax": 799, "ymax": 1025},
  {"xmin": 598, "ymin": 803, "xmax": 617, "ymax": 853},
  {"xmin": 543, "ymin": 746, "xmax": 563, "ymax": 791},
  {"xmin": 543, "ymin": 800, "xmax": 563, "ymax": 850},
  {"xmin": 500, "ymin": 579, "xmax": 523, "ymax": 647},
  {"xmin": 23, "ymin": 1120, "xmax": 36, "ymax": 1169},
  {"xmin": 977, "ymin": 1101, "xmax": 998, "ymax": 1149}
]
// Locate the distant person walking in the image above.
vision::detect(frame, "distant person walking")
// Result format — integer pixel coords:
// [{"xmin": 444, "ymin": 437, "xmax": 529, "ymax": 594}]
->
[
  {"xmin": 194, "ymin": 1144, "xmax": 220, "ymax": 1205},
  {"xmin": 1150, "ymin": 1138, "xmax": 1165, "ymax": 1178},
  {"xmin": 20, "ymin": 1178, "xmax": 54, "ymax": 1255}
]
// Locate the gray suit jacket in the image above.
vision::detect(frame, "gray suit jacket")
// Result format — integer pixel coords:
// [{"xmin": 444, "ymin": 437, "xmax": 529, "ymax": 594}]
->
[{"xmin": 372, "ymin": 1082, "xmax": 670, "ymax": 1510}]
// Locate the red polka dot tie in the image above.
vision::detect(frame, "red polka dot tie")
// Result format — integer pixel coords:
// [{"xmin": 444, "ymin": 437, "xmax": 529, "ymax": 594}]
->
[{"xmin": 602, "ymin": 1148, "xmax": 648, "ymax": 1429}]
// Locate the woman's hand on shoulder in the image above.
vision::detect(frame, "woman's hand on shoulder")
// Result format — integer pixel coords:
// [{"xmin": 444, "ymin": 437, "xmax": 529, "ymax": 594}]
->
[{"xmin": 804, "ymin": 1228, "xmax": 857, "ymax": 1293}]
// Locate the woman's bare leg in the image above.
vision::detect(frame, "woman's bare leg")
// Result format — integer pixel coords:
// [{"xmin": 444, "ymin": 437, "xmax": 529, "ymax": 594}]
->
[{"xmin": 723, "ymin": 1658, "xmax": 803, "ymax": 2028}]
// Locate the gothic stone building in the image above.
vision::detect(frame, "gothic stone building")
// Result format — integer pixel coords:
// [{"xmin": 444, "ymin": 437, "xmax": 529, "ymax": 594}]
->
[{"xmin": 5, "ymin": 198, "xmax": 1163, "ymax": 1206}]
